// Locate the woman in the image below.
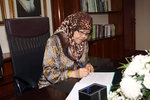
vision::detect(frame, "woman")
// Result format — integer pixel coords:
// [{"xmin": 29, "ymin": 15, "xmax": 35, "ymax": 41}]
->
[{"xmin": 38, "ymin": 12, "xmax": 94, "ymax": 89}]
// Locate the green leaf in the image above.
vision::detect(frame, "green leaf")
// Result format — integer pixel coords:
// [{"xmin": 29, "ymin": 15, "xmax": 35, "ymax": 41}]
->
[
  {"xmin": 147, "ymin": 62, "xmax": 150, "ymax": 64},
  {"xmin": 137, "ymin": 75, "xmax": 145, "ymax": 81},
  {"xmin": 125, "ymin": 57, "xmax": 132, "ymax": 63},
  {"xmin": 117, "ymin": 56, "xmax": 132, "ymax": 69},
  {"xmin": 142, "ymin": 88, "xmax": 150, "ymax": 100},
  {"xmin": 117, "ymin": 63, "xmax": 129, "ymax": 69},
  {"xmin": 110, "ymin": 83, "xmax": 120, "ymax": 91}
]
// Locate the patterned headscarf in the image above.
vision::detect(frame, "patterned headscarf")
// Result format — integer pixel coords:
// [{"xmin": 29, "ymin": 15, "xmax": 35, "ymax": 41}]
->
[{"xmin": 55, "ymin": 12, "xmax": 93, "ymax": 61}]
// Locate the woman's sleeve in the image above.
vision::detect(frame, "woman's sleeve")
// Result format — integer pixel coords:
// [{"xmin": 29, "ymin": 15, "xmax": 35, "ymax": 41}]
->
[{"xmin": 42, "ymin": 37, "xmax": 69, "ymax": 84}]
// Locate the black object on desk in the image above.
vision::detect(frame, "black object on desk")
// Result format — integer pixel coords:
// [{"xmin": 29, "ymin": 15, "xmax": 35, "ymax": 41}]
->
[{"xmin": 79, "ymin": 83, "xmax": 107, "ymax": 100}]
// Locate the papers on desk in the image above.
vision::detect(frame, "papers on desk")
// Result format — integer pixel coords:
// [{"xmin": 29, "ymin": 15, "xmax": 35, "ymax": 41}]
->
[{"xmin": 65, "ymin": 72, "xmax": 115, "ymax": 100}]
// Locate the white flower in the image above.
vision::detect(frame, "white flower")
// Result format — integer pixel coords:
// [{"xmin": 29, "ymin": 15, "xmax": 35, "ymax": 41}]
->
[
  {"xmin": 116, "ymin": 88, "xmax": 121, "ymax": 92},
  {"xmin": 108, "ymin": 89, "xmax": 126, "ymax": 100},
  {"xmin": 109, "ymin": 54, "xmax": 150, "ymax": 100},
  {"xmin": 118, "ymin": 96, "xmax": 126, "ymax": 100},
  {"xmin": 145, "ymin": 63, "xmax": 150, "ymax": 70},
  {"xmin": 124, "ymin": 65, "xmax": 136, "ymax": 76},
  {"xmin": 108, "ymin": 91, "xmax": 119, "ymax": 100},
  {"xmin": 138, "ymin": 69, "xmax": 149, "ymax": 76},
  {"xmin": 124, "ymin": 54, "xmax": 150, "ymax": 76},
  {"xmin": 143, "ymin": 73, "xmax": 150, "ymax": 89},
  {"xmin": 120, "ymin": 76, "xmax": 142, "ymax": 99}
]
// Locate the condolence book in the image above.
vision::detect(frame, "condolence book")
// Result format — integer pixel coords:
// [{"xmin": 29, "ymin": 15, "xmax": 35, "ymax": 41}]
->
[{"xmin": 66, "ymin": 72, "xmax": 114, "ymax": 100}]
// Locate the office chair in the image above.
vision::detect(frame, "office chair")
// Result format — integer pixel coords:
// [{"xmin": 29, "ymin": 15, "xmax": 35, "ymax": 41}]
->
[
  {"xmin": 5, "ymin": 17, "xmax": 50, "ymax": 96},
  {"xmin": 0, "ymin": 45, "xmax": 3, "ymax": 78}
]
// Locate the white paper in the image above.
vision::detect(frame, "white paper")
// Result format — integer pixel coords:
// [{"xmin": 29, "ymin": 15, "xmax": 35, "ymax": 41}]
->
[{"xmin": 66, "ymin": 72, "xmax": 115, "ymax": 100}]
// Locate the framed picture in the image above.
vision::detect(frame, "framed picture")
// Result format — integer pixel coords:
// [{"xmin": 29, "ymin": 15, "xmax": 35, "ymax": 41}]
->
[
  {"xmin": 9, "ymin": 0, "xmax": 47, "ymax": 18},
  {"xmin": 0, "ymin": 0, "xmax": 6, "ymax": 25}
]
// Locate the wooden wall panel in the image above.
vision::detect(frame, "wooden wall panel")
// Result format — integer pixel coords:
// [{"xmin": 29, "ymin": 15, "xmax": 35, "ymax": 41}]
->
[
  {"xmin": 51, "ymin": 0, "xmax": 65, "ymax": 31},
  {"xmin": 123, "ymin": 0, "xmax": 135, "ymax": 54}
]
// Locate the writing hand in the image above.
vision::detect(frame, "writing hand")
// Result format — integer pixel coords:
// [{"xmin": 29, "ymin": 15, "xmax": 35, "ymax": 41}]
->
[
  {"xmin": 85, "ymin": 63, "xmax": 94, "ymax": 72},
  {"xmin": 69, "ymin": 68, "xmax": 89, "ymax": 78}
]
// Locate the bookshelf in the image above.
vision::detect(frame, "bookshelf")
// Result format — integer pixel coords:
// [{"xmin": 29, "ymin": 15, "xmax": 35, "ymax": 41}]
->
[{"xmin": 51, "ymin": 0, "xmax": 135, "ymax": 60}]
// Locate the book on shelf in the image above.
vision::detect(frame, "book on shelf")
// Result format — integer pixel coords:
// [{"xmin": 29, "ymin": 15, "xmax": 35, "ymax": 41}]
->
[
  {"xmin": 92, "ymin": 24, "xmax": 96, "ymax": 40},
  {"xmin": 81, "ymin": 0, "xmax": 111, "ymax": 12},
  {"xmin": 88, "ymin": 24, "xmax": 115, "ymax": 41},
  {"xmin": 104, "ymin": 0, "xmax": 108, "ymax": 12},
  {"xmin": 111, "ymin": 24, "xmax": 115, "ymax": 36},
  {"xmin": 107, "ymin": 0, "xmax": 111, "ymax": 11},
  {"xmin": 81, "ymin": 0, "xmax": 88, "ymax": 12}
]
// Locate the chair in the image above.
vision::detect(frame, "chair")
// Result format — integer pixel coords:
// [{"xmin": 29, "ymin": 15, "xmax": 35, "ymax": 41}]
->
[
  {"xmin": 4, "ymin": 17, "xmax": 50, "ymax": 96},
  {"xmin": 0, "ymin": 45, "xmax": 3, "ymax": 78}
]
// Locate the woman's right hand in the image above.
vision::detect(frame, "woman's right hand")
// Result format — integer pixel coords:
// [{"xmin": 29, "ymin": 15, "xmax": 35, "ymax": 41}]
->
[{"xmin": 69, "ymin": 68, "xmax": 89, "ymax": 78}]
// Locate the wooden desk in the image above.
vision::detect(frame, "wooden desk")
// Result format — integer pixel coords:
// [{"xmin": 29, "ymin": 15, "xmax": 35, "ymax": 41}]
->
[
  {"xmin": 1, "ymin": 50, "xmax": 146, "ymax": 100},
  {"xmin": 15, "ymin": 79, "xmax": 78, "ymax": 100},
  {"xmin": 14, "ymin": 57, "xmax": 122, "ymax": 100}
]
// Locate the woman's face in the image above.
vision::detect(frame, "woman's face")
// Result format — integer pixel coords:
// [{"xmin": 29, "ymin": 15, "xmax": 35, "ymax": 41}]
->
[{"xmin": 73, "ymin": 30, "xmax": 90, "ymax": 44}]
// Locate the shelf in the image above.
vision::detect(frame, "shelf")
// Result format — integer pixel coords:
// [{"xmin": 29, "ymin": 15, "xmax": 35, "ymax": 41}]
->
[
  {"xmin": 88, "ymin": 35, "xmax": 123, "ymax": 42},
  {"xmin": 86, "ymin": 11, "xmax": 122, "ymax": 14}
]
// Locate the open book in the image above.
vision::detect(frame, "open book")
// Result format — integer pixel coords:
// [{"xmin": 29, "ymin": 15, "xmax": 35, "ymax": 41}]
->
[{"xmin": 66, "ymin": 72, "xmax": 115, "ymax": 100}]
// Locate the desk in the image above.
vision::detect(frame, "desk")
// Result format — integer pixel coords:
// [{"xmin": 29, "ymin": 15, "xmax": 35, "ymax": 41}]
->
[
  {"xmin": 14, "ymin": 57, "xmax": 122, "ymax": 100},
  {"xmin": 0, "ymin": 50, "xmax": 147, "ymax": 100},
  {"xmin": 15, "ymin": 79, "xmax": 78, "ymax": 100}
]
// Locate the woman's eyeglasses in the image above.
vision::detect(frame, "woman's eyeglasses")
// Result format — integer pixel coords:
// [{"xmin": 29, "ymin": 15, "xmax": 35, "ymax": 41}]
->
[{"xmin": 78, "ymin": 30, "xmax": 90, "ymax": 36}]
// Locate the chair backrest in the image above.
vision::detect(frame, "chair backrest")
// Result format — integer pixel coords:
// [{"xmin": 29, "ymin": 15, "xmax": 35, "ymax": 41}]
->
[
  {"xmin": 5, "ymin": 17, "xmax": 50, "ymax": 95},
  {"xmin": 0, "ymin": 45, "xmax": 3, "ymax": 78}
]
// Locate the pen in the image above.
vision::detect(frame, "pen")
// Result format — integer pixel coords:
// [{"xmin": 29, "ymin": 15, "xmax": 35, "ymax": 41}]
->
[
  {"xmin": 86, "ymin": 86, "xmax": 90, "ymax": 94},
  {"xmin": 78, "ymin": 62, "xmax": 84, "ymax": 68}
]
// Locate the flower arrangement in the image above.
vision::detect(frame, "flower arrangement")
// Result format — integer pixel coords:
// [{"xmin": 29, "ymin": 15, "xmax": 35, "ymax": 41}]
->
[{"xmin": 108, "ymin": 50, "xmax": 150, "ymax": 100}]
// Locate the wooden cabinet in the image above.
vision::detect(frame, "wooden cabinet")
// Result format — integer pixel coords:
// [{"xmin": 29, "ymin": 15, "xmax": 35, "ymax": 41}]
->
[
  {"xmin": 51, "ymin": 0, "xmax": 81, "ymax": 31},
  {"xmin": 89, "ymin": 36, "xmax": 123, "ymax": 59},
  {"xmin": 0, "ymin": 53, "xmax": 14, "ymax": 99},
  {"xmin": 51, "ymin": 0, "xmax": 135, "ymax": 60}
]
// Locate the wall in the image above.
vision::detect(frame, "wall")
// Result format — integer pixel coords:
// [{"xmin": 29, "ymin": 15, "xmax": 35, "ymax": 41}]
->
[
  {"xmin": 0, "ymin": 0, "xmax": 53, "ymax": 53},
  {"xmin": 0, "ymin": 26, "xmax": 9, "ymax": 53},
  {"xmin": 136, "ymin": 0, "xmax": 150, "ymax": 50}
]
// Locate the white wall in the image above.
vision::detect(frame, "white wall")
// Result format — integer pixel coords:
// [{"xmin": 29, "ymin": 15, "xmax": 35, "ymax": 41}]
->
[
  {"xmin": 0, "ymin": 26, "xmax": 10, "ymax": 53},
  {"xmin": 0, "ymin": 0, "xmax": 10, "ymax": 53},
  {"xmin": 0, "ymin": 0, "xmax": 53, "ymax": 53},
  {"xmin": 136, "ymin": 0, "xmax": 150, "ymax": 50}
]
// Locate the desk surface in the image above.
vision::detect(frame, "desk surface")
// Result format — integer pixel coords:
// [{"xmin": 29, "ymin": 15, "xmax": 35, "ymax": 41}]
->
[
  {"xmin": 15, "ymin": 79, "xmax": 78, "ymax": 100},
  {"xmin": 13, "ymin": 57, "xmax": 122, "ymax": 100}
]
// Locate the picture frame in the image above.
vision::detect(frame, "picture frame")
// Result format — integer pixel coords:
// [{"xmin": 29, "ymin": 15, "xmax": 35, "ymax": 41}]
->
[
  {"xmin": 0, "ymin": 0, "xmax": 6, "ymax": 25},
  {"xmin": 9, "ymin": 0, "xmax": 47, "ymax": 18}
]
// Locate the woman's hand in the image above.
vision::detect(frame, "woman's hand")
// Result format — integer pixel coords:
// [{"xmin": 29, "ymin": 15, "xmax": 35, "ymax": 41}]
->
[
  {"xmin": 68, "ymin": 63, "xmax": 94, "ymax": 78},
  {"xmin": 69, "ymin": 68, "xmax": 89, "ymax": 78},
  {"xmin": 85, "ymin": 63, "xmax": 94, "ymax": 72}
]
